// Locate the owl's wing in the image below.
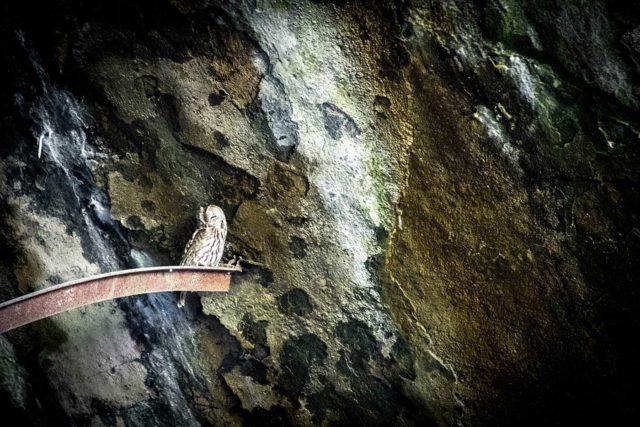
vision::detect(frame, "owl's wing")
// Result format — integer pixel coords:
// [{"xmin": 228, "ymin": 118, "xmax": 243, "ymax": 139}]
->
[{"xmin": 180, "ymin": 228, "xmax": 208, "ymax": 266}]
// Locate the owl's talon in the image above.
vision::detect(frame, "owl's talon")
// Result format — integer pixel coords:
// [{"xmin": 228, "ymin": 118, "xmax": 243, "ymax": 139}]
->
[{"xmin": 223, "ymin": 255, "xmax": 242, "ymax": 271}]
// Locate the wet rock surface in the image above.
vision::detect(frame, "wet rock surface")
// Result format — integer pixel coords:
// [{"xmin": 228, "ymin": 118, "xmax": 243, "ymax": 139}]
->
[{"xmin": 1, "ymin": 0, "xmax": 639, "ymax": 425}]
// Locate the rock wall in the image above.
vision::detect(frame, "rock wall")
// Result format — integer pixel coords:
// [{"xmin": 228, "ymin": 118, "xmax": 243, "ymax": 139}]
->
[{"xmin": 1, "ymin": 0, "xmax": 639, "ymax": 425}]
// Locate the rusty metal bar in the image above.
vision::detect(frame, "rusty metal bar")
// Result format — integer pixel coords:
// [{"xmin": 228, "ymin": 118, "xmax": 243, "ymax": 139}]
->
[{"xmin": 0, "ymin": 266, "xmax": 237, "ymax": 333}]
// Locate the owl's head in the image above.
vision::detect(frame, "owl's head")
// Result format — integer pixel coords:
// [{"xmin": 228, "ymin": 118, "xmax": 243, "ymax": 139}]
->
[{"xmin": 199, "ymin": 204, "xmax": 226, "ymax": 228}]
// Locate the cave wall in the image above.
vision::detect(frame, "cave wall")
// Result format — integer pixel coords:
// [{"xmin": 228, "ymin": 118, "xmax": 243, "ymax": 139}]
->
[{"xmin": 1, "ymin": 0, "xmax": 639, "ymax": 425}]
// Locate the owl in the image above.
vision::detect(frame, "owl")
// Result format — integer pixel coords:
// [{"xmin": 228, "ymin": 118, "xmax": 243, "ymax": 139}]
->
[{"xmin": 177, "ymin": 204, "xmax": 227, "ymax": 307}]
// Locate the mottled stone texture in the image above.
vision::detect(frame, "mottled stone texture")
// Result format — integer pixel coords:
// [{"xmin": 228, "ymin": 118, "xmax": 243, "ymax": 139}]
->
[{"xmin": 1, "ymin": 0, "xmax": 639, "ymax": 425}]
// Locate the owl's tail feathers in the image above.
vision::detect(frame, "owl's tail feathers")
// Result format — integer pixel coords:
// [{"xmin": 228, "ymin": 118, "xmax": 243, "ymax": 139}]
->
[{"xmin": 177, "ymin": 291, "xmax": 187, "ymax": 308}]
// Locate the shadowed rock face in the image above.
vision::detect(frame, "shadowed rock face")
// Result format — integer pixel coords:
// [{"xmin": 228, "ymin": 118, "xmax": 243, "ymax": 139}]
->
[{"xmin": 1, "ymin": 0, "xmax": 639, "ymax": 425}]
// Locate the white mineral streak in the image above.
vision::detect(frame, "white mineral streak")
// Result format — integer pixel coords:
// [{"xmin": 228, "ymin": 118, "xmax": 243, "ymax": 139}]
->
[
  {"xmin": 8, "ymin": 47, "xmax": 196, "ymax": 421},
  {"xmin": 508, "ymin": 55, "xmax": 537, "ymax": 107},
  {"xmin": 474, "ymin": 105, "xmax": 523, "ymax": 176},
  {"xmin": 266, "ymin": 10, "xmax": 390, "ymax": 306},
  {"xmin": 203, "ymin": 7, "xmax": 406, "ymax": 390}
]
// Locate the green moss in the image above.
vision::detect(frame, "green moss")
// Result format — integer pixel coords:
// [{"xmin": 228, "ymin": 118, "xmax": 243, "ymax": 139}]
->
[
  {"xmin": 271, "ymin": 0, "xmax": 292, "ymax": 11},
  {"xmin": 483, "ymin": 0, "xmax": 541, "ymax": 53},
  {"xmin": 366, "ymin": 151, "xmax": 394, "ymax": 227}
]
